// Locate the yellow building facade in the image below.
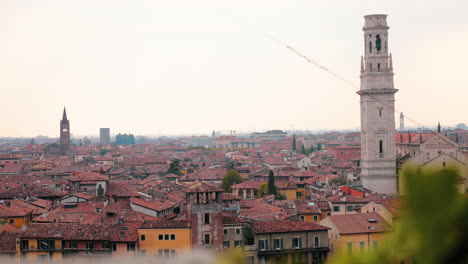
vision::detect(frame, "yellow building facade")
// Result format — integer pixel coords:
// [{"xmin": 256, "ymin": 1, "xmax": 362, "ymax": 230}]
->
[{"xmin": 138, "ymin": 220, "xmax": 192, "ymax": 256}]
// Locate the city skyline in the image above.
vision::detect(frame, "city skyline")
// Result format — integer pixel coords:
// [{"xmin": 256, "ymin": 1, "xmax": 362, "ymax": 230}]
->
[{"xmin": 1, "ymin": 0, "xmax": 467, "ymax": 137}]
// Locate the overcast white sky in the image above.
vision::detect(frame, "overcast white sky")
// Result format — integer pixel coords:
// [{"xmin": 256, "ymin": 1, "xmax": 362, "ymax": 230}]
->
[{"xmin": 1, "ymin": 0, "xmax": 467, "ymax": 137}]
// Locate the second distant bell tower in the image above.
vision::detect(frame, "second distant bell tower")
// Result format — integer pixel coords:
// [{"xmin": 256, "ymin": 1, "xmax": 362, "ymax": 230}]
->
[
  {"xmin": 358, "ymin": 15, "xmax": 398, "ymax": 194},
  {"xmin": 60, "ymin": 107, "xmax": 70, "ymax": 154}
]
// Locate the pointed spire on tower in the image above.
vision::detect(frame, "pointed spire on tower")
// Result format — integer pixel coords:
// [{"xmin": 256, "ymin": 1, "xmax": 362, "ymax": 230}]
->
[
  {"xmin": 62, "ymin": 107, "xmax": 68, "ymax": 121},
  {"xmin": 437, "ymin": 122, "xmax": 441, "ymax": 133}
]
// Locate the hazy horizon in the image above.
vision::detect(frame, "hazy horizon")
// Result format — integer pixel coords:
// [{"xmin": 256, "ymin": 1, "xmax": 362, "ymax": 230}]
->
[{"xmin": 2, "ymin": 0, "xmax": 467, "ymax": 137}]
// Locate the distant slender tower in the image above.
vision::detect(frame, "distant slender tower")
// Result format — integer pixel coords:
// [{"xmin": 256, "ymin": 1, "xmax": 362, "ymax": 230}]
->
[
  {"xmin": 100, "ymin": 128, "xmax": 111, "ymax": 145},
  {"xmin": 358, "ymin": 15, "xmax": 398, "ymax": 194},
  {"xmin": 60, "ymin": 107, "xmax": 71, "ymax": 154},
  {"xmin": 211, "ymin": 130, "xmax": 216, "ymax": 137},
  {"xmin": 400, "ymin": 112, "xmax": 404, "ymax": 131}
]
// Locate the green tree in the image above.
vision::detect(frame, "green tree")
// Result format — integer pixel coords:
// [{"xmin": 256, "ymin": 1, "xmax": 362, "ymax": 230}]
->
[
  {"xmin": 328, "ymin": 166, "xmax": 468, "ymax": 264},
  {"xmin": 100, "ymin": 149, "xmax": 111, "ymax": 156},
  {"xmin": 221, "ymin": 170, "xmax": 243, "ymax": 192},
  {"xmin": 301, "ymin": 144, "xmax": 306, "ymax": 154},
  {"xmin": 268, "ymin": 170, "xmax": 277, "ymax": 196},
  {"xmin": 166, "ymin": 159, "xmax": 182, "ymax": 175},
  {"xmin": 257, "ymin": 183, "xmax": 269, "ymax": 198},
  {"xmin": 292, "ymin": 134, "xmax": 297, "ymax": 150},
  {"xmin": 309, "ymin": 145, "xmax": 315, "ymax": 153},
  {"xmin": 316, "ymin": 144, "xmax": 322, "ymax": 151}
]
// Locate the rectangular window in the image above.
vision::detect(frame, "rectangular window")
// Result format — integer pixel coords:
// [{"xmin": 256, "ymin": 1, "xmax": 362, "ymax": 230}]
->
[
  {"xmin": 299, "ymin": 215, "xmax": 305, "ymax": 220},
  {"xmin": 235, "ymin": 228, "xmax": 241, "ymax": 235},
  {"xmin": 112, "ymin": 243, "xmax": 117, "ymax": 252},
  {"xmin": 204, "ymin": 234, "xmax": 211, "ymax": 245},
  {"xmin": 379, "ymin": 140, "xmax": 383, "ymax": 154},
  {"xmin": 158, "ymin": 249, "xmax": 163, "ymax": 256},
  {"xmin": 273, "ymin": 239, "xmax": 283, "ymax": 250},
  {"xmin": 327, "ymin": 212, "xmax": 331, "ymax": 216},
  {"xmin": 86, "ymin": 242, "xmax": 95, "ymax": 250},
  {"xmin": 38, "ymin": 240, "xmax": 54, "ymax": 250},
  {"xmin": 20, "ymin": 240, "xmax": 29, "ymax": 250},
  {"xmin": 223, "ymin": 241, "xmax": 230, "ymax": 248},
  {"xmin": 223, "ymin": 229, "xmax": 228, "ymax": 235},
  {"xmin": 360, "ymin": 242, "xmax": 365, "ymax": 253},
  {"xmin": 314, "ymin": 236, "xmax": 320, "ymax": 248},
  {"xmin": 159, "ymin": 234, "xmax": 164, "ymax": 240},
  {"xmin": 346, "ymin": 205, "xmax": 354, "ymax": 212},
  {"xmin": 347, "ymin": 243, "xmax": 352, "ymax": 256},
  {"xmin": 127, "ymin": 243, "xmax": 135, "ymax": 252},
  {"xmin": 234, "ymin": 240, "xmax": 242, "ymax": 247},
  {"xmin": 70, "ymin": 242, "xmax": 77, "ymax": 249},
  {"xmin": 379, "ymin": 109, "xmax": 382, "ymax": 116},
  {"xmin": 313, "ymin": 215, "xmax": 318, "ymax": 221},
  {"xmin": 258, "ymin": 239, "xmax": 268, "ymax": 251},
  {"xmin": 103, "ymin": 241, "xmax": 111, "ymax": 249},
  {"xmin": 9, "ymin": 219, "xmax": 14, "ymax": 224},
  {"xmin": 165, "ymin": 234, "xmax": 169, "ymax": 240},
  {"xmin": 204, "ymin": 213, "xmax": 210, "ymax": 225},
  {"xmin": 140, "ymin": 235, "xmax": 146, "ymax": 241},
  {"xmin": 292, "ymin": 237, "xmax": 302, "ymax": 249},
  {"xmin": 164, "ymin": 249, "xmax": 170, "ymax": 256},
  {"xmin": 333, "ymin": 206, "xmax": 340, "ymax": 212},
  {"xmin": 170, "ymin": 234, "xmax": 175, "ymax": 240}
]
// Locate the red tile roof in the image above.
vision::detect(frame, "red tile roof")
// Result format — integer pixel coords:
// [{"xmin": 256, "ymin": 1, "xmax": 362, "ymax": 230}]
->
[
  {"xmin": 252, "ymin": 220, "xmax": 329, "ymax": 233},
  {"xmin": 185, "ymin": 181, "xmax": 223, "ymax": 193},
  {"xmin": 139, "ymin": 220, "xmax": 190, "ymax": 229},
  {"xmin": 323, "ymin": 212, "xmax": 391, "ymax": 234}
]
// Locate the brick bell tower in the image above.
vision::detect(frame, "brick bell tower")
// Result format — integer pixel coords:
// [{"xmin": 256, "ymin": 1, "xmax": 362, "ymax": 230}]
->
[
  {"xmin": 358, "ymin": 15, "xmax": 398, "ymax": 194},
  {"xmin": 60, "ymin": 107, "xmax": 70, "ymax": 154},
  {"xmin": 186, "ymin": 182, "xmax": 224, "ymax": 250}
]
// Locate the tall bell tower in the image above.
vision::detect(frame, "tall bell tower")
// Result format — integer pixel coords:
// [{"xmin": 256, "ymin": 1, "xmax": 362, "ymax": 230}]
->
[
  {"xmin": 358, "ymin": 14, "xmax": 398, "ymax": 194},
  {"xmin": 60, "ymin": 107, "xmax": 70, "ymax": 155}
]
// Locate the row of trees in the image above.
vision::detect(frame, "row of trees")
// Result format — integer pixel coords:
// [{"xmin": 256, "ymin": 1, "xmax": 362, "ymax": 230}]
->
[
  {"xmin": 114, "ymin": 133, "xmax": 136, "ymax": 145},
  {"xmin": 292, "ymin": 134, "xmax": 322, "ymax": 154}
]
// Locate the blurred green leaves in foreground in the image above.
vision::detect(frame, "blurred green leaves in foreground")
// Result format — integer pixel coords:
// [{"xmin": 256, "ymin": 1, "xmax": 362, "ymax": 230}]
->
[{"xmin": 328, "ymin": 166, "xmax": 468, "ymax": 264}]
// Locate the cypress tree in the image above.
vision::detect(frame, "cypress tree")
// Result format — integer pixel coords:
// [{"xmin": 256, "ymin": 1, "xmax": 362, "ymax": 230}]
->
[
  {"xmin": 292, "ymin": 134, "xmax": 297, "ymax": 150},
  {"xmin": 267, "ymin": 170, "xmax": 277, "ymax": 196}
]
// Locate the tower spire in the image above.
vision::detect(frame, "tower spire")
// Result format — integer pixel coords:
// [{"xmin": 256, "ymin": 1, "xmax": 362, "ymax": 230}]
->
[{"xmin": 62, "ymin": 107, "xmax": 68, "ymax": 121}]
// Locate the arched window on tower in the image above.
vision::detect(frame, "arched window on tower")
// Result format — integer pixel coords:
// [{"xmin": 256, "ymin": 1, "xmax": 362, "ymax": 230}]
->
[
  {"xmin": 376, "ymin": 35, "xmax": 382, "ymax": 52},
  {"xmin": 369, "ymin": 41, "xmax": 372, "ymax": 53}
]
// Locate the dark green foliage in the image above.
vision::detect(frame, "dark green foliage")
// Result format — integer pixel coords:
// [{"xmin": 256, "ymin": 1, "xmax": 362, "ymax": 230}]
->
[
  {"xmin": 301, "ymin": 144, "xmax": 306, "ymax": 154},
  {"xmin": 100, "ymin": 149, "xmax": 111, "ymax": 156},
  {"xmin": 114, "ymin": 133, "xmax": 136, "ymax": 145},
  {"xmin": 257, "ymin": 183, "xmax": 268, "ymax": 198},
  {"xmin": 187, "ymin": 146, "xmax": 206, "ymax": 150},
  {"xmin": 221, "ymin": 170, "xmax": 243, "ymax": 192},
  {"xmin": 292, "ymin": 134, "xmax": 297, "ymax": 150},
  {"xmin": 268, "ymin": 170, "xmax": 277, "ymax": 196},
  {"xmin": 316, "ymin": 144, "xmax": 322, "ymax": 151},
  {"xmin": 329, "ymin": 166, "xmax": 468, "ymax": 264},
  {"xmin": 96, "ymin": 184, "xmax": 105, "ymax": 198},
  {"xmin": 166, "ymin": 159, "xmax": 182, "ymax": 175}
]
